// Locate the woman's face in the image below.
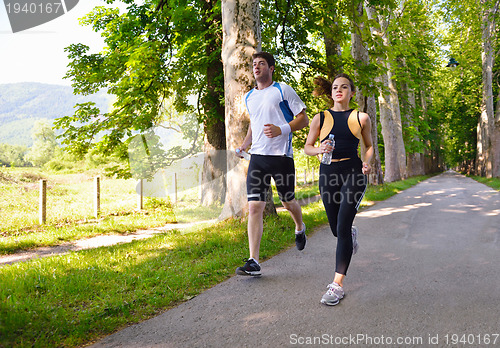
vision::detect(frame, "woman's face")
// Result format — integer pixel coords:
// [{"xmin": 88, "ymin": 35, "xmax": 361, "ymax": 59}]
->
[{"xmin": 331, "ymin": 77, "xmax": 354, "ymax": 104}]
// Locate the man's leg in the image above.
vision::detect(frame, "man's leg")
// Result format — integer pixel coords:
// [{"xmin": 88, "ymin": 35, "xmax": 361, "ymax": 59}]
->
[
  {"xmin": 248, "ymin": 200, "xmax": 266, "ymax": 262},
  {"xmin": 281, "ymin": 199, "xmax": 303, "ymax": 231}
]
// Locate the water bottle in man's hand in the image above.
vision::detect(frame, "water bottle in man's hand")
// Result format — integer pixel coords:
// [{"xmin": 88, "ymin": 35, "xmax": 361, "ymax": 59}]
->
[{"xmin": 236, "ymin": 148, "xmax": 251, "ymax": 160}]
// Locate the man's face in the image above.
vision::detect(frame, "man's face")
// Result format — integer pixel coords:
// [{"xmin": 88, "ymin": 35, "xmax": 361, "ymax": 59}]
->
[{"xmin": 253, "ymin": 57, "xmax": 274, "ymax": 81}]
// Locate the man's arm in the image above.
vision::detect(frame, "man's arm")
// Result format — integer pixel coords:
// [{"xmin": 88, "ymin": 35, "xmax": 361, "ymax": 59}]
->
[
  {"xmin": 263, "ymin": 109, "xmax": 309, "ymax": 138},
  {"xmin": 290, "ymin": 109, "xmax": 309, "ymax": 131},
  {"xmin": 237, "ymin": 126, "xmax": 252, "ymax": 156}
]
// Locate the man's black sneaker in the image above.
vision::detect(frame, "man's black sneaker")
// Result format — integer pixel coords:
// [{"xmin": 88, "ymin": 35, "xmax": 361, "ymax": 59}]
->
[
  {"xmin": 236, "ymin": 258, "xmax": 262, "ymax": 276},
  {"xmin": 295, "ymin": 223, "xmax": 306, "ymax": 251}
]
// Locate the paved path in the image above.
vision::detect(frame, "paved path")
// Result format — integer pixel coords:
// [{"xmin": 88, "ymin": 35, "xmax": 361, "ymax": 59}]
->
[{"xmin": 90, "ymin": 171, "xmax": 500, "ymax": 347}]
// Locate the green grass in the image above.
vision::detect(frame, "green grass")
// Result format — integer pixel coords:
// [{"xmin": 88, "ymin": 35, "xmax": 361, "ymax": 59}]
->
[
  {"xmin": 0, "ymin": 172, "xmax": 432, "ymax": 347},
  {"xmin": 469, "ymin": 176, "xmax": 500, "ymax": 191},
  {"xmin": 273, "ymin": 181, "xmax": 320, "ymax": 206}
]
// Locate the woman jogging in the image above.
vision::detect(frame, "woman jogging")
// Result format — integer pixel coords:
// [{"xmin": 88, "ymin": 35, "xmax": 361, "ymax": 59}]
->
[{"xmin": 304, "ymin": 74, "xmax": 373, "ymax": 306}]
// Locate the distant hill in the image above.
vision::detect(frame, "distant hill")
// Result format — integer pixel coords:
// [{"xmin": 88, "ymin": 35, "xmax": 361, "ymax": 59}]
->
[{"xmin": 0, "ymin": 83, "xmax": 111, "ymax": 147}]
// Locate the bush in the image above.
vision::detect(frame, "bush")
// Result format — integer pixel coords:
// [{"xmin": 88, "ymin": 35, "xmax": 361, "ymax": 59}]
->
[
  {"xmin": 145, "ymin": 197, "xmax": 173, "ymax": 210},
  {"xmin": 18, "ymin": 171, "xmax": 45, "ymax": 182},
  {"xmin": 0, "ymin": 170, "xmax": 15, "ymax": 183}
]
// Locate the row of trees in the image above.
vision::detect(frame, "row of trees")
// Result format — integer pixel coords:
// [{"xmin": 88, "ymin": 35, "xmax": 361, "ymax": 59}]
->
[
  {"xmin": 0, "ymin": 119, "xmax": 125, "ymax": 173},
  {"xmin": 438, "ymin": 0, "xmax": 500, "ymax": 177},
  {"xmin": 55, "ymin": 0, "xmax": 499, "ymax": 218},
  {"xmin": 0, "ymin": 120, "xmax": 57, "ymax": 167}
]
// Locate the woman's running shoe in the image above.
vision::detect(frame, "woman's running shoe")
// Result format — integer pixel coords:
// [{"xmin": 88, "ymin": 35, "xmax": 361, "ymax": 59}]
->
[{"xmin": 320, "ymin": 282, "xmax": 344, "ymax": 306}]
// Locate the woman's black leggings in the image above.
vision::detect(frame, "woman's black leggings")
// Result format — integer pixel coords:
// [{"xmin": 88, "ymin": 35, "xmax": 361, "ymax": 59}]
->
[{"xmin": 319, "ymin": 157, "xmax": 367, "ymax": 275}]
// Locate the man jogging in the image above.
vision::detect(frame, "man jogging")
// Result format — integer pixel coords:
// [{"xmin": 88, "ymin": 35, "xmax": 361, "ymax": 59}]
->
[{"xmin": 235, "ymin": 51, "xmax": 309, "ymax": 276}]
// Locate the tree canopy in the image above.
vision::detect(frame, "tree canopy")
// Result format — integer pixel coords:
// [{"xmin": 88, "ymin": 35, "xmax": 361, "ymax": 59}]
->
[{"xmin": 57, "ymin": 0, "xmax": 500, "ymax": 192}]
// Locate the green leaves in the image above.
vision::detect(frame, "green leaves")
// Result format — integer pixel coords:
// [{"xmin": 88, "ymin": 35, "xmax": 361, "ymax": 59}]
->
[{"xmin": 59, "ymin": 0, "xmax": 223, "ymax": 178}]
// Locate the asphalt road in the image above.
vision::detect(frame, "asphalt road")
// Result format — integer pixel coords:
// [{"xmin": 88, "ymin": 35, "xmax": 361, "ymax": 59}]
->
[{"xmin": 90, "ymin": 171, "xmax": 500, "ymax": 348}]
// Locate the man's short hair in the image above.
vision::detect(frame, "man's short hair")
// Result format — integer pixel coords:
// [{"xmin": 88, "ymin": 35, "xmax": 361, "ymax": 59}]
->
[{"xmin": 252, "ymin": 51, "xmax": 275, "ymax": 69}]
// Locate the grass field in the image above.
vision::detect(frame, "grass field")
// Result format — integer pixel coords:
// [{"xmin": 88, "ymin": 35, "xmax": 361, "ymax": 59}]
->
[
  {"xmin": 0, "ymin": 169, "xmax": 180, "ymax": 254},
  {"xmin": 0, "ymin": 167, "xmax": 322, "ymax": 255},
  {"xmin": 469, "ymin": 175, "xmax": 500, "ymax": 190}
]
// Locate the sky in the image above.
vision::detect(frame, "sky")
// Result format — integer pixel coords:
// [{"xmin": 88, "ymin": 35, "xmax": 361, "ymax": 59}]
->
[{"xmin": 0, "ymin": 0, "xmax": 126, "ymax": 86}]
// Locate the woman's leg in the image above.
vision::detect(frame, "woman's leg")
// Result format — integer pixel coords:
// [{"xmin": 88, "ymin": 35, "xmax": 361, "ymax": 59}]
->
[
  {"xmin": 334, "ymin": 169, "xmax": 367, "ymax": 276},
  {"xmin": 319, "ymin": 165, "xmax": 341, "ymax": 237}
]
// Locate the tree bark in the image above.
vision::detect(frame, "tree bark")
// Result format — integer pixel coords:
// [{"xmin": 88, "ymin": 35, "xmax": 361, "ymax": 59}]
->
[
  {"xmin": 351, "ymin": 1, "xmax": 383, "ymax": 185},
  {"xmin": 402, "ymin": 69, "xmax": 425, "ymax": 177},
  {"xmin": 477, "ymin": 0, "xmax": 497, "ymax": 177},
  {"xmin": 220, "ymin": 0, "xmax": 261, "ymax": 218},
  {"xmin": 201, "ymin": 122, "xmax": 226, "ymax": 206},
  {"xmin": 494, "ymin": 89, "xmax": 500, "ymax": 177},
  {"xmin": 385, "ymin": 51, "xmax": 407, "ymax": 180},
  {"xmin": 201, "ymin": 0, "xmax": 227, "ymax": 206},
  {"xmin": 493, "ymin": 120, "xmax": 500, "ymax": 178},
  {"xmin": 366, "ymin": 5, "xmax": 406, "ymax": 182},
  {"xmin": 378, "ymin": 73, "xmax": 403, "ymax": 182}
]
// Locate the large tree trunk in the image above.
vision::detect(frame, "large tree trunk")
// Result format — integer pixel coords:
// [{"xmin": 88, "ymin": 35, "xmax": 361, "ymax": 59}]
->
[
  {"xmin": 201, "ymin": 120, "xmax": 226, "ymax": 206},
  {"xmin": 219, "ymin": 0, "xmax": 261, "ymax": 218},
  {"xmin": 385, "ymin": 53, "xmax": 407, "ymax": 180},
  {"xmin": 402, "ymin": 70, "xmax": 425, "ymax": 177},
  {"xmin": 378, "ymin": 73, "xmax": 403, "ymax": 182},
  {"xmin": 477, "ymin": 0, "xmax": 496, "ymax": 177},
  {"xmin": 201, "ymin": 0, "xmax": 227, "ymax": 206},
  {"xmin": 366, "ymin": 5, "xmax": 406, "ymax": 182},
  {"xmin": 494, "ymin": 89, "xmax": 500, "ymax": 177},
  {"xmin": 494, "ymin": 124, "xmax": 500, "ymax": 178},
  {"xmin": 419, "ymin": 83, "xmax": 441, "ymax": 174},
  {"xmin": 351, "ymin": 1, "xmax": 383, "ymax": 185}
]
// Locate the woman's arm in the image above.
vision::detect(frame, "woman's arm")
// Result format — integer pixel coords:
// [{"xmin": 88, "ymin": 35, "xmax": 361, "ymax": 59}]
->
[
  {"xmin": 359, "ymin": 112, "xmax": 373, "ymax": 174},
  {"xmin": 304, "ymin": 113, "xmax": 333, "ymax": 156}
]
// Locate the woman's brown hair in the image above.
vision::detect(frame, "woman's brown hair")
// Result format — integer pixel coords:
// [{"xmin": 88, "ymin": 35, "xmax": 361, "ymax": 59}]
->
[{"xmin": 313, "ymin": 73, "xmax": 356, "ymax": 106}]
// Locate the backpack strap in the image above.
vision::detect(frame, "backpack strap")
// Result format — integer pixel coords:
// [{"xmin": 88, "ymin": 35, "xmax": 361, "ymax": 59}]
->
[
  {"xmin": 347, "ymin": 109, "xmax": 362, "ymax": 140},
  {"xmin": 319, "ymin": 110, "xmax": 334, "ymax": 141}
]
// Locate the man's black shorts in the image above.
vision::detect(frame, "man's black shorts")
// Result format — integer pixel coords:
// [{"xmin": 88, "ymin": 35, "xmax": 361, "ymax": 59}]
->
[{"xmin": 246, "ymin": 154, "xmax": 296, "ymax": 202}]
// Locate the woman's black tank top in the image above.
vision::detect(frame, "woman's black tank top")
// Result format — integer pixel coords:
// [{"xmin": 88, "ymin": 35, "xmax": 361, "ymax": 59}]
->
[{"xmin": 320, "ymin": 109, "xmax": 360, "ymax": 159}]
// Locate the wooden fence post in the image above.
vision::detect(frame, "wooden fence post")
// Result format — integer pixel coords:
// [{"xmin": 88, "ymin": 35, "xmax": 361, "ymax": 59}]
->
[
  {"xmin": 94, "ymin": 177, "xmax": 100, "ymax": 218},
  {"xmin": 39, "ymin": 179, "xmax": 46, "ymax": 224},
  {"xmin": 137, "ymin": 179, "xmax": 143, "ymax": 210},
  {"xmin": 173, "ymin": 173, "xmax": 178, "ymax": 204},
  {"xmin": 199, "ymin": 169, "xmax": 203, "ymax": 201}
]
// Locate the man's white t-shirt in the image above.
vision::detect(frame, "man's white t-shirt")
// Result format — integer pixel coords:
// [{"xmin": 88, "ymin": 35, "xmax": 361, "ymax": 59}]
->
[{"xmin": 244, "ymin": 82, "xmax": 306, "ymax": 157}]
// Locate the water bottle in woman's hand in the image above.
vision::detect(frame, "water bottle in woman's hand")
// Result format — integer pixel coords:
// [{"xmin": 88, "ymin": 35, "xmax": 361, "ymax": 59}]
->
[{"xmin": 321, "ymin": 134, "xmax": 335, "ymax": 165}]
